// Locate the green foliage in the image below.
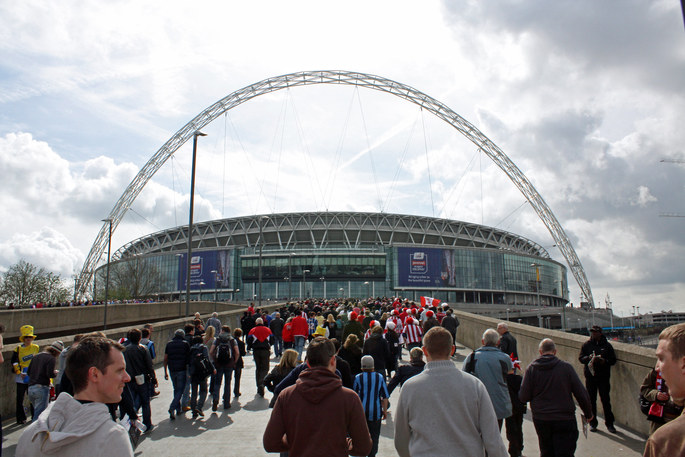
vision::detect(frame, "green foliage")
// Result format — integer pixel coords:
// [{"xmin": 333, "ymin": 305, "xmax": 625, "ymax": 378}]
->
[
  {"xmin": 94, "ymin": 257, "xmax": 164, "ymax": 301},
  {"xmin": 0, "ymin": 260, "xmax": 70, "ymax": 306}
]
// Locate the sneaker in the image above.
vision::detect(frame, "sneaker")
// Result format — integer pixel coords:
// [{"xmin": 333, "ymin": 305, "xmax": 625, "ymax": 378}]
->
[
  {"xmin": 212, "ymin": 399, "xmax": 219, "ymax": 412},
  {"xmin": 169, "ymin": 410, "xmax": 175, "ymax": 421},
  {"xmin": 182, "ymin": 406, "xmax": 192, "ymax": 412},
  {"xmin": 195, "ymin": 408, "xmax": 205, "ymax": 417},
  {"xmin": 607, "ymin": 424, "xmax": 617, "ymax": 433}
]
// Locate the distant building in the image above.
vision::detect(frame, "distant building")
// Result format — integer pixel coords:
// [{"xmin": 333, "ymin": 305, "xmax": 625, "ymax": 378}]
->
[
  {"xmin": 95, "ymin": 211, "xmax": 569, "ymax": 306},
  {"xmin": 642, "ymin": 312, "xmax": 685, "ymax": 327}
]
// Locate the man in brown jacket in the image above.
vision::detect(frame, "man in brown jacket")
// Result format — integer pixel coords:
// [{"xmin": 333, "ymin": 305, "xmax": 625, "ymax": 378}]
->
[{"xmin": 263, "ymin": 337, "xmax": 372, "ymax": 456}]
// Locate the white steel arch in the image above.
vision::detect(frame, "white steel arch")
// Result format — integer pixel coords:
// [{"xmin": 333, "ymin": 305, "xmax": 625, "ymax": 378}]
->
[{"xmin": 76, "ymin": 70, "xmax": 594, "ymax": 306}]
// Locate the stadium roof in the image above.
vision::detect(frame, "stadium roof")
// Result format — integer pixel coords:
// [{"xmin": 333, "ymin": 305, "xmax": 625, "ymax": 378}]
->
[{"xmin": 113, "ymin": 211, "xmax": 550, "ymax": 261}]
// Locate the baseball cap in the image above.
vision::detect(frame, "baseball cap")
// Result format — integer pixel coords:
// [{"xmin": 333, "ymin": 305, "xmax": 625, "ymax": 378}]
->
[{"xmin": 361, "ymin": 355, "xmax": 375, "ymax": 370}]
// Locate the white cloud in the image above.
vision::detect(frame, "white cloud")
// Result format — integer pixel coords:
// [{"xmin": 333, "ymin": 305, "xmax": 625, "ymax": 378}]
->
[
  {"xmin": 1, "ymin": 0, "xmax": 684, "ymax": 316},
  {"xmin": 632, "ymin": 186, "xmax": 658, "ymax": 207}
]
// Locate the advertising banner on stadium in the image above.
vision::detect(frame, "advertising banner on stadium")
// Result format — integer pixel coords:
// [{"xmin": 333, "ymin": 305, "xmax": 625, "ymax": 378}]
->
[
  {"xmin": 178, "ymin": 250, "xmax": 231, "ymax": 290},
  {"xmin": 396, "ymin": 247, "xmax": 456, "ymax": 288}
]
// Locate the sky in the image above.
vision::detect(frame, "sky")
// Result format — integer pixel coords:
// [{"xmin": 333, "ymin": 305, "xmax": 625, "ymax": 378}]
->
[{"xmin": 1, "ymin": 0, "xmax": 684, "ymax": 316}]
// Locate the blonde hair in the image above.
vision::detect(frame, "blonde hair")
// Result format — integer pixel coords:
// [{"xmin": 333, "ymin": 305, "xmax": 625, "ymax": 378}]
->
[
  {"xmin": 344, "ymin": 333, "xmax": 359, "ymax": 349},
  {"xmin": 203, "ymin": 325, "xmax": 215, "ymax": 344},
  {"xmin": 659, "ymin": 323, "xmax": 685, "ymax": 360},
  {"xmin": 278, "ymin": 349, "xmax": 299, "ymax": 371}
]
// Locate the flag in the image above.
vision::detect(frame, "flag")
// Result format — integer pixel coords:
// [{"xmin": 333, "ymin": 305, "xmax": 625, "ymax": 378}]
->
[
  {"xmin": 420, "ymin": 296, "xmax": 441, "ymax": 308},
  {"xmin": 510, "ymin": 353, "xmax": 522, "ymax": 371}
]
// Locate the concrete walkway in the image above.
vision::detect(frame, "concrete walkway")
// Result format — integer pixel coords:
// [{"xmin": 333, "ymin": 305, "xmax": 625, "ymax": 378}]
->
[{"xmin": 2, "ymin": 344, "xmax": 648, "ymax": 456}]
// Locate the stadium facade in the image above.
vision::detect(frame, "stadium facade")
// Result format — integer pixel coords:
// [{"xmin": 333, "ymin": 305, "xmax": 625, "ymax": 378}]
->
[{"xmin": 96, "ymin": 211, "xmax": 569, "ymax": 307}]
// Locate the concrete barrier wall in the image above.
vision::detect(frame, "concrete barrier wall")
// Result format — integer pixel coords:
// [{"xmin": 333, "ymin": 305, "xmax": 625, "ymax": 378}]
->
[
  {"xmin": 455, "ymin": 310, "xmax": 655, "ymax": 437},
  {"xmin": 0, "ymin": 301, "xmax": 248, "ymax": 342},
  {"xmin": 1, "ymin": 303, "xmax": 281, "ymax": 421}
]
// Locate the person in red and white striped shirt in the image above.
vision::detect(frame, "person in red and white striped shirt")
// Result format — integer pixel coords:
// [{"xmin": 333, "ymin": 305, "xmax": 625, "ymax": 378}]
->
[{"xmin": 404, "ymin": 318, "xmax": 423, "ymax": 350}]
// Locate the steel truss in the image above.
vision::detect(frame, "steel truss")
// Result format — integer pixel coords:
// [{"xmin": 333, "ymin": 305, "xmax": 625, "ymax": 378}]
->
[
  {"xmin": 76, "ymin": 70, "xmax": 594, "ymax": 306},
  {"xmin": 112, "ymin": 211, "xmax": 550, "ymax": 259}
]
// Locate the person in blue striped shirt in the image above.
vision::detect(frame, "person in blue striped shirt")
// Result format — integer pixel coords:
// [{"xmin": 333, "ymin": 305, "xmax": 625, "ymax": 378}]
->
[{"xmin": 353, "ymin": 355, "xmax": 389, "ymax": 457}]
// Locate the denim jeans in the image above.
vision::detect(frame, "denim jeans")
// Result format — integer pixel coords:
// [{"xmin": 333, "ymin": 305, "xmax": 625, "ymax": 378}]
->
[
  {"xmin": 234, "ymin": 366, "xmax": 242, "ymax": 396},
  {"xmin": 294, "ymin": 336, "xmax": 306, "ymax": 361},
  {"xmin": 273, "ymin": 337, "xmax": 284, "ymax": 357},
  {"xmin": 190, "ymin": 376, "xmax": 209, "ymax": 412},
  {"xmin": 128, "ymin": 382, "xmax": 152, "ymax": 428},
  {"xmin": 181, "ymin": 367, "xmax": 191, "ymax": 407},
  {"xmin": 213, "ymin": 365, "xmax": 234, "ymax": 406},
  {"xmin": 169, "ymin": 370, "xmax": 186, "ymax": 414},
  {"xmin": 28, "ymin": 384, "xmax": 50, "ymax": 421}
]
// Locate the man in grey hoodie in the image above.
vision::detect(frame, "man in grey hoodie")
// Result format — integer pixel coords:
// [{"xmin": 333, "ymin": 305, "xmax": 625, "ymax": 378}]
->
[{"xmin": 16, "ymin": 335, "xmax": 134, "ymax": 457}]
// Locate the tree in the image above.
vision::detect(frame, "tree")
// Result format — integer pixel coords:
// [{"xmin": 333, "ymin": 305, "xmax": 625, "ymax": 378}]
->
[
  {"xmin": 95, "ymin": 257, "xmax": 164, "ymax": 300},
  {"xmin": 0, "ymin": 260, "xmax": 70, "ymax": 306}
]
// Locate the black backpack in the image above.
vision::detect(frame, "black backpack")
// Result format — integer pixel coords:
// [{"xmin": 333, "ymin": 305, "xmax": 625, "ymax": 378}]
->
[
  {"xmin": 464, "ymin": 350, "xmax": 477, "ymax": 374},
  {"xmin": 216, "ymin": 337, "xmax": 234, "ymax": 366},
  {"xmin": 191, "ymin": 345, "xmax": 213, "ymax": 379}
]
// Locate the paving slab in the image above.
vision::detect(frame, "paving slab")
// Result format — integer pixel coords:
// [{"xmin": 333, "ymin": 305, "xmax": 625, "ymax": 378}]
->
[{"xmin": 2, "ymin": 344, "xmax": 647, "ymax": 456}]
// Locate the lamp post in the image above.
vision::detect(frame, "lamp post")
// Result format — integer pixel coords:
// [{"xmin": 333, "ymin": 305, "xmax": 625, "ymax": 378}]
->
[
  {"xmin": 530, "ymin": 263, "xmax": 541, "ymax": 307},
  {"xmin": 258, "ymin": 215, "xmax": 269, "ymax": 307},
  {"xmin": 211, "ymin": 270, "xmax": 218, "ymax": 313},
  {"xmin": 339, "ymin": 287, "xmax": 344, "ymax": 298},
  {"xmin": 101, "ymin": 218, "xmax": 112, "ymax": 330},
  {"xmin": 288, "ymin": 253, "xmax": 294, "ymax": 300},
  {"xmin": 302, "ymin": 269, "xmax": 310, "ymax": 299},
  {"xmin": 199, "ymin": 281, "xmax": 205, "ymax": 302},
  {"xmin": 186, "ymin": 131, "xmax": 207, "ymax": 318},
  {"xmin": 176, "ymin": 253, "xmax": 183, "ymax": 317},
  {"xmin": 363, "ymin": 281, "xmax": 370, "ymax": 299}
]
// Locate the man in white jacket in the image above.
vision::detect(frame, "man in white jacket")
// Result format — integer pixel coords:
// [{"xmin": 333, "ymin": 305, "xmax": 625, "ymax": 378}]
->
[{"xmin": 17, "ymin": 335, "xmax": 134, "ymax": 457}]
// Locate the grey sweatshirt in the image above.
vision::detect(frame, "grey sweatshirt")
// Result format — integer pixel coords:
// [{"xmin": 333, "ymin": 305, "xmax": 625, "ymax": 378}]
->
[
  {"xmin": 16, "ymin": 393, "xmax": 133, "ymax": 457},
  {"xmin": 394, "ymin": 359, "xmax": 508, "ymax": 457}
]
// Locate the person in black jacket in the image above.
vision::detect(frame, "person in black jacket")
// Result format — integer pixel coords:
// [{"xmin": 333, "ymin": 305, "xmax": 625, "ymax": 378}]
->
[
  {"xmin": 441, "ymin": 309, "xmax": 460, "ymax": 345},
  {"xmin": 363, "ymin": 326, "xmax": 392, "ymax": 378},
  {"xmin": 497, "ymin": 322, "xmax": 518, "ymax": 359},
  {"xmin": 233, "ymin": 328, "xmax": 246, "ymax": 398},
  {"xmin": 339, "ymin": 334, "xmax": 363, "ymax": 376},
  {"xmin": 123, "ymin": 328, "xmax": 157, "ymax": 432},
  {"xmin": 520, "ymin": 338, "xmax": 593, "ymax": 457},
  {"xmin": 578, "ymin": 325, "xmax": 617, "ymax": 433},
  {"xmin": 164, "ymin": 329, "xmax": 190, "ymax": 420},
  {"xmin": 387, "ymin": 347, "xmax": 425, "ymax": 394},
  {"xmin": 497, "ymin": 322, "xmax": 524, "ymax": 457}
]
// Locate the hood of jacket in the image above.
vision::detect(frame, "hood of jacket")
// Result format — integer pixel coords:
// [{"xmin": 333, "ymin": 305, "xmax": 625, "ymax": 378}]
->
[
  {"xmin": 530, "ymin": 354, "xmax": 561, "ymax": 370},
  {"xmin": 294, "ymin": 366, "xmax": 342, "ymax": 404},
  {"xmin": 20, "ymin": 393, "xmax": 116, "ymax": 454}
]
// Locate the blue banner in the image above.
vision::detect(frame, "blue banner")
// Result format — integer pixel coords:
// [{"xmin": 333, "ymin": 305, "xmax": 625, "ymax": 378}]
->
[
  {"xmin": 178, "ymin": 251, "xmax": 226, "ymax": 290},
  {"xmin": 396, "ymin": 247, "xmax": 456, "ymax": 288}
]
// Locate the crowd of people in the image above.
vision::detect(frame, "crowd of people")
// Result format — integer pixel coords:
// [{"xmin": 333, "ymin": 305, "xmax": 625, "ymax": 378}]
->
[
  {"xmin": 3, "ymin": 298, "xmax": 159, "ymax": 309},
  {"xmin": 3, "ymin": 297, "xmax": 685, "ymax": 457}
]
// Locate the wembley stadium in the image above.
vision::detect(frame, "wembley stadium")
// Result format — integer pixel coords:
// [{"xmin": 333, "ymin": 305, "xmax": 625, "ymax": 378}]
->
[{"xmin": 94, "ymin": 211, "xmax": 569, "ymax": 307}]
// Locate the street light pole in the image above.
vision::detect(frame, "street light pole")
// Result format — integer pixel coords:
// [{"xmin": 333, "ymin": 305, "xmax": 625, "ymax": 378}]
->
[
  {"xmin": 186, "ymin": 131, "xmax": 206, "ymax": 317},
  {"xmin": 211, "ymin": 269, "xmax": 218, "ymax": 313},
  {"xmin": 176, "ymin": 253, "xmax": 183, "ymax": 317},
  {"xmin": 101, "ymin": 218, "xmax": 112, "ymax": 330},
  {"xmin": 258, "ymin": 215, "xmax": 269, "ymax": 307},
  {"xmin": 302, "ymin": 269, "xmax": 310, "ymax": 299},
  {"xmin": 288, "ymin": 253, "xmax": 294, "ymax": 300}
]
